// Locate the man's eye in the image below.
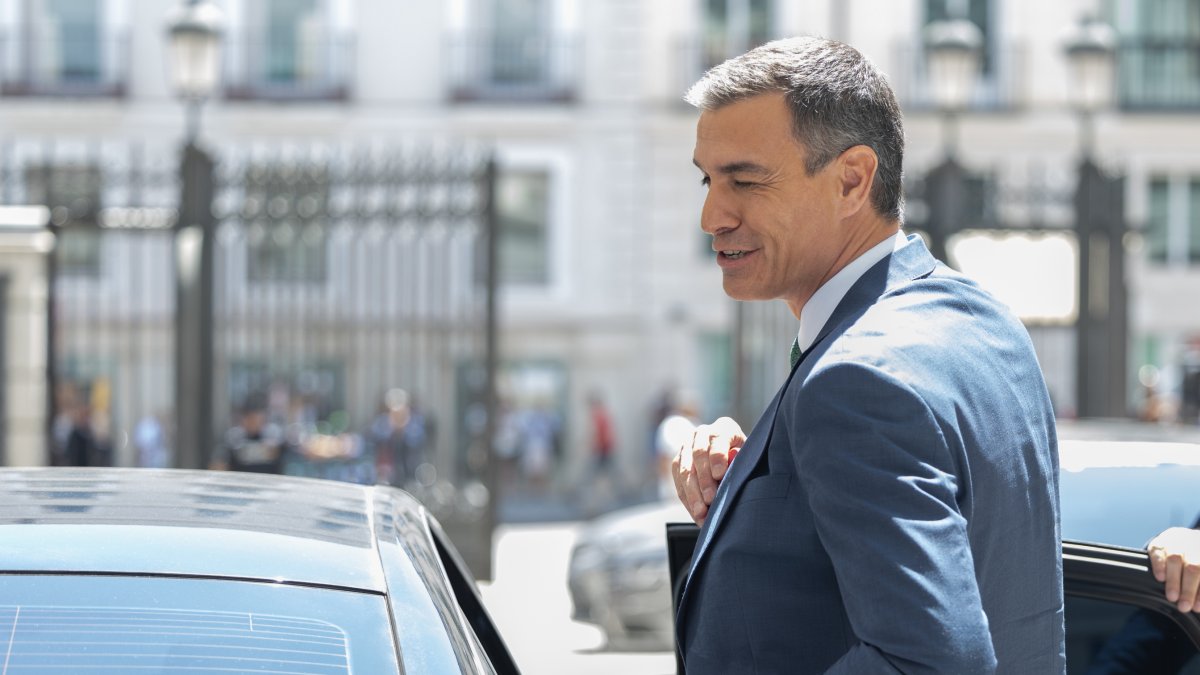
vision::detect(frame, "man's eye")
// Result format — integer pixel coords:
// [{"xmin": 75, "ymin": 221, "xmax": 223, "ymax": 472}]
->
[
  {"xmin": 733, "ymin": 180, "xmax": 756, "ymax": 189},
  {"xmin": 700, "ymin": 176, "xmax": 710, "ymax": 187}
]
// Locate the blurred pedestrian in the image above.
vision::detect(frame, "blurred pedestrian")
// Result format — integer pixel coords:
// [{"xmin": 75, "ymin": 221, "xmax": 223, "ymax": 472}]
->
[
  {"xmin": 519, "ymin": 400, "xmax": 560, "ymax": 493},
  {"xmin": 210, "ymin": 394, "xmax": 286, "ymax": 474},
  {"xmin": 585, "ymin": 391, "xmax": 621, "ymax": 510},
  {"xmin": 133, "ymin": 412, "xmax": 169, "ymax": 468},
  {"xmin": 64, "ymin": 402, "xmax": 102, "ymax": 467}
]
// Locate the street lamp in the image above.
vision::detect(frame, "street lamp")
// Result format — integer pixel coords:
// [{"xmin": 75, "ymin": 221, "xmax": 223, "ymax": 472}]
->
[
  {"xmin": 922, "ymin": 17, "xmax": 982, "ymax": 266},
  {"xmin": 1063, "ymin": 14, "xmax": 1126, "ymax": 419},
  {"xmin": 1064, "ymin": 14, "xmax": 1118, "ymax": 155},
  {"xmin": 924, "ymin": 17, "xmax": 982, "ymax": 158},
  {"xmin": 166, "ymin": 0, "xmax": 223, "ymax": 469},
  {"xmin": 167, "ymin": 0, "xmax": 223, "ymax": 143}
]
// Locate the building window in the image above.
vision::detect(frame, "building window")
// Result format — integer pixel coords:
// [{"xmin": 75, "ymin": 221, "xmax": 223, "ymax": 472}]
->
[
  {"xmin": 38, "ymin": 0, "xmax": 101, "ymax": 82},
  {"xmin": 2, "ymin": 0, "xmax": 126, "ymax": 97},
  {"xmin": 25, "ymin": 165, "xmax": 103, "ymax": 276},
  {"xmin": 497, "ymin": 169, "xmax": 550, "ymax": 286},
  {"xmin": 702, "ymin": 0, "xmax": 773, "ymax": 69},
  {"xmin": 226, "ymin": 0, "xmax": 351, "ymax": 101},
  {"xmin": 925, "ymin": 0, "xmax": 994, "ymax": 74},
  {"xmin": 490, "ymin": 0, "xmax": 548, "ymax": 85},
  {"xmin": 1115, "ymin": 0, "xmax": 1200, "ymax": 110},
  {"xmin": 447, "ymin": 0, "xmax": 577, "ymax": 102},
  {"xmin": 1147, "ymin": 177, "xmax": 1170, "ymax": 263},
  {"xmin": 1190, "ymin": 179, "xmax": 1200, "ymax": 263},
  {"xmin": 1144, "ymin": 174, "xmax": 1200, "ymax": 266}
]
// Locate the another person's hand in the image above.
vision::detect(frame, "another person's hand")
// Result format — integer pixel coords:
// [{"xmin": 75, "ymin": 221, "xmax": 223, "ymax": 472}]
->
[
  {"xmin": 672, "ymin": 417, "xmax": 746, "ymax": 525},
  {"xmin": 1148, "ymin": 526, "xmax": 1200, "ymax": 613}
]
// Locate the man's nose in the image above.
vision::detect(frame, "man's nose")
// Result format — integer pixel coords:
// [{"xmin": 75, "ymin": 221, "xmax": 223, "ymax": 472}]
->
[{"xmin": 700, "ymin": 190, "xmax": 738, "ymax": 236}]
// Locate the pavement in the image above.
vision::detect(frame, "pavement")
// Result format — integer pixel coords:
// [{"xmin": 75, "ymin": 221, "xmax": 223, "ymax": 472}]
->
[{"xmin": 478, "ymin": 521, "xmax": 677, "ymax": 675}]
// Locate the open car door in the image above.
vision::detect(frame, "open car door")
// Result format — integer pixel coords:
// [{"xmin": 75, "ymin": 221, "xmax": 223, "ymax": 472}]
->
[{"xmin": 666, "ymin": 526, "xmax": 1200, "ymax": 675}]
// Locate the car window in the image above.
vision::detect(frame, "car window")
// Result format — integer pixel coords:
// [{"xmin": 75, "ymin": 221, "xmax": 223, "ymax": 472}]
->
[
  {"xmin": 0, "ymin": 574, "xmax": 399, "ymax": 674},
  {"xmin": 1066, "ymin": 595, "xmax": 1200, "ymax": 674}
]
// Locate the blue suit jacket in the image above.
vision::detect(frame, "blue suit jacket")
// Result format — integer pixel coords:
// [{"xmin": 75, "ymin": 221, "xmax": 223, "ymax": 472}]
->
[{"xmin": 676, "ymin": 236, "xmax": 1065, "ymax": 674}]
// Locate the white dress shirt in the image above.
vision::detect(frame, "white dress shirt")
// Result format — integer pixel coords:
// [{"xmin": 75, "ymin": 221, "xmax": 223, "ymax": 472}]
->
[{"xmin": 795, "ymin": 231, "xmax": 909, "ymax": 354}]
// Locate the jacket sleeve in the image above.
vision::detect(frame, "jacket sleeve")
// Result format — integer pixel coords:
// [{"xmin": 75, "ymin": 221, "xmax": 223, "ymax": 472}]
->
[{"xmin": 792, "ymin": 361, "xmax": 998, "ymax": 675}]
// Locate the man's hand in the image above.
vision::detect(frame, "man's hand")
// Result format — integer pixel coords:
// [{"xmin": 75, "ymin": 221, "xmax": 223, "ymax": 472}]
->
[
  {"xmin": 1148, "ymin": 526, "xmax": 1200, "ymax": 613},
  {"xmin": 671, "ymin": 417, "xmax": 746, "ymax": 525}
]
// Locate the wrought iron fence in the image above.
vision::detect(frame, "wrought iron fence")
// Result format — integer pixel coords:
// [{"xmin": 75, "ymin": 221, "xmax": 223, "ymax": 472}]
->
[{"xmin": 0, "ymin": 138, "xmax": 499, "ymax": 575}]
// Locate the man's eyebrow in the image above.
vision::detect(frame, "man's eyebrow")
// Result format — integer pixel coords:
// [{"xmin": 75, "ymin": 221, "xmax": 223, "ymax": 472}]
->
[{"xmin": 691, "ymin": 159, "xmax": 772, "ymax": 175}]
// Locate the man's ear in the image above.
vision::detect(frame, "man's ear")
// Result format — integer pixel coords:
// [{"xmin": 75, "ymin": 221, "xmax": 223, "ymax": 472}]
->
[{"xmin": 835, "ymin": 145, "xmax": 878, "ymax": 217}]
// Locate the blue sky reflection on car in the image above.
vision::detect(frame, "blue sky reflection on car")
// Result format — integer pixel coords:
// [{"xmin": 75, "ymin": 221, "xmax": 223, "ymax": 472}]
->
[{"xmin": 0, "ymin": 468, "xmax": 517, "ymax": 675}]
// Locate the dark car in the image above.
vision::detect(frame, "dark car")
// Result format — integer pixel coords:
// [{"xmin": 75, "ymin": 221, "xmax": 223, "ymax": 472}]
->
[
  {"xmin": 0, "ymin": 467, "xmax": 519, "ymax": 674},
  {"xmin": 663, "ymin": 435, "xmax": 1200, "ymax": 673},
  {"xmin": 569, "ymin": 432, "xmax": 1200, "ymax": 671}
]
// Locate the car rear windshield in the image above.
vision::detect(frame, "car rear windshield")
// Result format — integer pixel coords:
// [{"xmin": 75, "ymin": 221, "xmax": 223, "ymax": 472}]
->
[{"xmin": 0, "ymin": 574, "xmax": 399, "ymax": 674}]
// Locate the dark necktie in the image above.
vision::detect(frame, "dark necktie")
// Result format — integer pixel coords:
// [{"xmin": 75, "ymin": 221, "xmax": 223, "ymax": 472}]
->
[{"xmin": 790, "ymin": 337, "xmax": 802, "ymax": 369}]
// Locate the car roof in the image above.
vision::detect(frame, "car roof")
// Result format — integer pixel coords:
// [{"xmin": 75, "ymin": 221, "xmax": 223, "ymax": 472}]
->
[
  {"xmin": 1058, "ymin": 436, "xmax": 1200, "ymax": 547},
  {"xmin": 0, "ymin": 468, "xmax": 429, "ymax": 593}
]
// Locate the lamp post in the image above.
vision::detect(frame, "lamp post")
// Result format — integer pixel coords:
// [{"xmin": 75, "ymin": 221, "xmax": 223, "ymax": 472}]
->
[
  {"xmin": 923, "ymin": 17, "xmax": 982, "ymax": 266},
  {"xmin": 166, "ymin": 0, "xmax": 223, "ymax": 469},
  {"xmin": 1065, "ymin": 14, "xmax": 1126, "ymax": 419}
]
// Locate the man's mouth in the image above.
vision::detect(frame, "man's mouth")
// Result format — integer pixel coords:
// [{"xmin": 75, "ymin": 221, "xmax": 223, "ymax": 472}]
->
[{"xmin": 720, "ymin": 250, "xmax": 749, "ymax": 260}]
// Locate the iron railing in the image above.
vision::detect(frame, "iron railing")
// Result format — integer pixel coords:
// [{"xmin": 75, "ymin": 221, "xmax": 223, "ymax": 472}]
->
[
  {"xmin": 0, "ymin": 139, "xmax": 499, "ymax": 576},
  {"xmin": 0, "ymin": 31, "xmax": 128, "ymax": 97}
]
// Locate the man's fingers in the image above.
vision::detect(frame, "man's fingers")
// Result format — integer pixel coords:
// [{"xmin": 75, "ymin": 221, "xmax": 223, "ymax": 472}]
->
[
  {"xmin": 1164, "ymin": 554, "xmax": 1183, "ymax": 604},
  {"xmin": 689, "ymin": 429, "xmax": 718, "ymax": 504},
  {"xmin": 681, "ymin": 461, "xmax": 708, "ymax": 523},
  {"xmin": 671, "ymin": 452, "xmax": 686, "ymax": 504},
  {"xmin": 708, "ymin": 417, "xmax": 747, "ymax": 482},
  {"xmin": 1150, "ymin": 546, "xmax": 1168, "ymax": 583},
  {"xmin": 1179, "ymin": 560, "xmax": 1200, "ymax": 613}
]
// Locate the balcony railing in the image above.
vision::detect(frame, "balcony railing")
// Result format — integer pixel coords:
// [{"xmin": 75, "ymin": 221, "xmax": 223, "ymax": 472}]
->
[
  {"xmin": 222, "ymin": 31, "xmax": 354, "ymax": 102},
  {"xmin": 890, "ymin": 41, "xmax": 1029, "ymax": 112},
  {"xmin": 1118, "ymin": 40, "xmax": 1200, "ymax": 111},
  {"xmin": 0, "ymin": 31, "xmax": 128, "ymax": 97},
  {"xmin": 447, "ymin": 32, "xmax": 578, "ymax": 103}
]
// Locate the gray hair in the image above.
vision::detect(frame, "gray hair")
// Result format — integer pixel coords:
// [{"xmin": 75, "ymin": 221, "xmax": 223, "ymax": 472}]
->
[{"xmin": 685, "ymin": 37, "xmax": 905, "ymax": 222}]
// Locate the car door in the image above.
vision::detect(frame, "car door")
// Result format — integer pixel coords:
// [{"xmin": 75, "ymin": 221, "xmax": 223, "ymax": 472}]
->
[
  {"xmin": 1064, "ymin": 540, "xmax": 1200, "ymax": 674},
  {"xmin": 666, "ymin": 526, "xmax": 1200, "ymax": 674}
]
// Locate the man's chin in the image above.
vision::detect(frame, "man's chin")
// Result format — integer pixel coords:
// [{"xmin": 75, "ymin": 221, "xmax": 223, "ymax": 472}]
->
[{"xmin": 721, "ymin": 280, "xmax": 766, "ymax": 302}]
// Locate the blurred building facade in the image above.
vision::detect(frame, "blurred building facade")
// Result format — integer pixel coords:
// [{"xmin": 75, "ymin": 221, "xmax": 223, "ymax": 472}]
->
[{"xmin": 0, "ymin": 0, "xmax": 1198, "ymax": 487}]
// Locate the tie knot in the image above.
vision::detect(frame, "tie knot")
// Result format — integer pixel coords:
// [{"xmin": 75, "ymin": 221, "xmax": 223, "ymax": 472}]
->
[{"xmin": 789, "ymin": 338, "xmax": 801, "ymax": 369}]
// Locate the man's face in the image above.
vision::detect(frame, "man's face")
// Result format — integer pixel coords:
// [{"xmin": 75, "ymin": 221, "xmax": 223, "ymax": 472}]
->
[{"xmin": 693, "ymin": 92, "xmax": 844, "ymax": 314}]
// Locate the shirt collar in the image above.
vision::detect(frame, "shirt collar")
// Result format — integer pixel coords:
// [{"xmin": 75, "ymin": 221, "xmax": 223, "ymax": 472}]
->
[{"xmin": 796, "ymin": 230, "xmax": 908, "ymax": 353}]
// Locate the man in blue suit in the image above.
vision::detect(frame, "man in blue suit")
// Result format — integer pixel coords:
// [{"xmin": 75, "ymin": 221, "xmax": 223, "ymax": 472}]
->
[{"xmin": 672, "ymin": 37, "xmax": 1065, "ymax": 673}]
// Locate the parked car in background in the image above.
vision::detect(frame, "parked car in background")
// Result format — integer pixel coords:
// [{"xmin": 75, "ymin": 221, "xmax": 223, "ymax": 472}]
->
[
  {"xmin": 0, "ymin": 468, "xmax": 519, "ymax": 675},
  {"xmin": 569, "ymin": 429, "xmax": 1200, "ymax": 667}
]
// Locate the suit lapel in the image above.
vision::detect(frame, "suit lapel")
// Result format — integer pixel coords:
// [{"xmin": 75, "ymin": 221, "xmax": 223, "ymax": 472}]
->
[
  {"xmin": 675, "ymin": 352, "xmax": 799, "ymax": 631},
  {"xmin": 675, "ymin": 234, "xmax": 941, "ymax": 645}
]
